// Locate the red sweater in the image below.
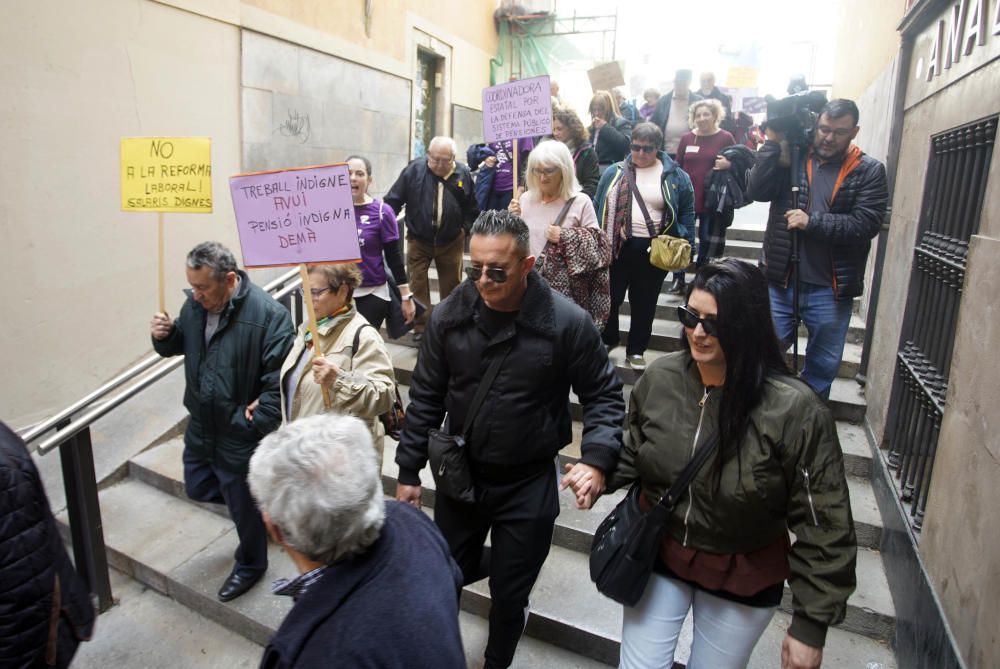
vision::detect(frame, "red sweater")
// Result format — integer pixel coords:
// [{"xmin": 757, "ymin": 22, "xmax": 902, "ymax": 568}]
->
[{"xmin": 676, "ymin": 130, "xmax": 736, "ymax": 213}]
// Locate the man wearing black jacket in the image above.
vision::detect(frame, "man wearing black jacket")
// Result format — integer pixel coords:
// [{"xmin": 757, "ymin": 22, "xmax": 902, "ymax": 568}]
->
[
  {"xmin": 395, "ymin": 210, "xmax": 625, "ymax": 669},
  {"xmin": 385, "ymin": 137, "xmax": 479, "ymax": 340},
  {"xmin": 748, "ymin": 99, "xmax": 888, "ymax": 399}
]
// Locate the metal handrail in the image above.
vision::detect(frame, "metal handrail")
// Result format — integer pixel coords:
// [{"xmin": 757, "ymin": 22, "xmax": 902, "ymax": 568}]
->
[
  {"xmin": 31, "ymin": 265, "xmax": 302, "ymax": 454},
  {"xmin": 22, "ymin": 354, "xmax": 164, "ymax": 443}
]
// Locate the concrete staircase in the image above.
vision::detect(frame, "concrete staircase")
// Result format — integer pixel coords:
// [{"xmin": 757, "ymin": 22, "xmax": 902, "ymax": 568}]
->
[{"xmin": 53, "ymin": 221, "xmax": 897, "ymax": 667}]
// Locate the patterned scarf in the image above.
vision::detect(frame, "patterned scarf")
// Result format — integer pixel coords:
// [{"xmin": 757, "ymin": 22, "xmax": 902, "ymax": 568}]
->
[
  {"xmin": 608, "ymin": 165, "xmax": 634, "ymax": 260},
  {"xmin": 303, "ymin": 304, "xmax": 351, "ymax": 345}
]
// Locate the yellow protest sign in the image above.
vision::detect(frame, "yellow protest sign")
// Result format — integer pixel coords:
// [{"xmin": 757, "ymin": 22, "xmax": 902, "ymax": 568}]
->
[
  {"xmin": 725, "ymin": 67, "xmax": 759, "ymax": 89},
  {"xmin": 121, "ymin": 137, "xmax": 212, "ymax": 213}
]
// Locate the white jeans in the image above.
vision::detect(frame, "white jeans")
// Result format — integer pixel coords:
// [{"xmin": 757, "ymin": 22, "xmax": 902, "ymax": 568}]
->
[{"xmin": 619, "ymin": 573, "xmax": 776, "ymax": 669}]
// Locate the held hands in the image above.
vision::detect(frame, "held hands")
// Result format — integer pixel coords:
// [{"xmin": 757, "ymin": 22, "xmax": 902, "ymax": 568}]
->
[
  {"xmin": 714, "ymin": 156, "xmax": 732, "ymax": 171},
  {"xmin": 150, "ymin": 312, "xmax": 173, "ymax": 340},
  {"xmin": 508, "ymin": 197, "xmax": 522, "ymax": 216},
  {"xmin": 560, "ymin": 463, "xmax": 606, "ymax": 509},
  {"xmin": 483, "ymin": 156, "xmax": 498, "ymax": 169},
  {"xmin": 312, "ymin": 356, "xmax": 340, "ymax": 388},
  {"xmin": 784, "ymin": 209, "xmax": 810, "ymax": 231},
  {"xmin": 401, "ymin": 299, "xmax": 416, "ymax": 324},
  {"xmin": 396, "ymin": 483, "xmax": 422, "ymax": 509},
  {"xmin": 592, "ymin": 116, "xmax": 607, "ymax": 130},
  {"xmin": 398, "ymin": 284, "xmax": 416, "ymax": 323},
  {"xmin": 781, "ymin": 634, "xmax": 822, "ymax": 669},
  {"xmin": 546, "ymin": 225, "xmax": 562, "ymax": 244}
]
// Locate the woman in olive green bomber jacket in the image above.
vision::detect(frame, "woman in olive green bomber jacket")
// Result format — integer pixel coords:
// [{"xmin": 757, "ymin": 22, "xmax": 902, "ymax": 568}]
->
[{"xmin": 607, "ymin": 259, "xmax": 856, "ymax": 669}]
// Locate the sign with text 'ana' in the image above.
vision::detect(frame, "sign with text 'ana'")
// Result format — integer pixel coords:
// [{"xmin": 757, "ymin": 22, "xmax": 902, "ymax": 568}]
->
[
  {"xmin": 228, "ymin": 164, "xmax": 361, "ymax": 268},
  {"xmin": 482, "ymin": 75, "xmax": 552, "ymax": 143},
  {"xmin": 121, "ymin": 137, "xmax": 212, "ymax": 212}
]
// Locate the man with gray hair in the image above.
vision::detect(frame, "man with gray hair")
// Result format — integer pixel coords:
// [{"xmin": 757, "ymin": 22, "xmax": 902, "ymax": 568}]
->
[
  {"xmin": 250, "ymin": 414, "xmax": 465, "ymax": 668},
  {"xmin": 396, "ymin": 210, "xmax": 624, "ymax": 668},
  {"xmin": 150, "ymin": 241, "xmax": 294, "ymax": 603},
  {"xmin": 385, "ymin": 136, "xmax": 479, "ymax": 341}
]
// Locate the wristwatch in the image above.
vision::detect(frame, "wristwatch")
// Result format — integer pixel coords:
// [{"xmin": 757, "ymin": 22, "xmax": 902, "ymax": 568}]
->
[{"xmin": 401, "ymin": 294, "xmax": 414, "ymax": 301}]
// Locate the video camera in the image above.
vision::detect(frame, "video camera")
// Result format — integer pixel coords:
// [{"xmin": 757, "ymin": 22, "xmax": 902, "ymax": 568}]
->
[{"xmin": 763, "ymin": 90, "xmax": 828, "ymax": 146}]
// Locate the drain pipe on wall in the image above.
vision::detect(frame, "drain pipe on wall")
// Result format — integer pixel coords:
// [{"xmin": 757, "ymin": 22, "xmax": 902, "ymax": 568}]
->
[{"xmin": 856, "ymin": 32, "xmax": 913, "ymax": 386}]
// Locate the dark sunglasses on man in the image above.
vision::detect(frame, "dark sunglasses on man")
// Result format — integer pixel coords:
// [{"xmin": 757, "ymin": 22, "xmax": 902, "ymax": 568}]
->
[
  {"xmin": 465, "ymin": 265, "xmax": 512, "ymax": 284},
  {"xmin": 630, "ymin": 143, "xmax": 657, "ymax": 154},
  {"xmin": 677, "ymin": 305, "xmax": 720, "ymax": 337}
]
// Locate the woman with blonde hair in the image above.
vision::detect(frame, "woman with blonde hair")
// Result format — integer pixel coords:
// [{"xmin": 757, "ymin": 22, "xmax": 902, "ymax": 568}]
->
[
  {"xmin": 277, "ymin": 263, "xmax": 396, "ymax": 465},
  {"xmin": 669, "ymin": 98, "xmax": 736, "ymax": 294},
  {"xmin": 509, "ymin": 140, "xmax": 611, "ymax": 328},
  {"xmin": 588, "ymin": 90, "xmax": 633, "ymax": 172}
]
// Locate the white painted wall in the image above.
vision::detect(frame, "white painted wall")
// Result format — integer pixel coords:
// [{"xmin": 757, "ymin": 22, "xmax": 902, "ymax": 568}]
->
[{"xmin": 0, "ymin": 0, "xmax": 243, "ymax": 428}]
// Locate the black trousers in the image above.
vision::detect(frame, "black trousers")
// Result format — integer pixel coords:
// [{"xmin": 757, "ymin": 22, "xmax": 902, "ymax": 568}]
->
[
  {"xmin": 603, "ymin": 237, "xmax": 669, "ymax": 356},
  {"xmin": 434, "ymin": 465, "xmax": 560, "ymax": 669},
  {"xmin": 355, "ymin": 293, "xmax": 390, "ymax": 330},
  {"xmin": 183, "ymin": 447, "xmax": 267, "ymax": 578}
]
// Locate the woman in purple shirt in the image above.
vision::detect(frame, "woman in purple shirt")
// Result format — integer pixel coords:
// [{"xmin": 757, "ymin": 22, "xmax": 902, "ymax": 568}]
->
[{"xmin": 347, "ymin": 156, "xmax": 415, "ymax": 329}]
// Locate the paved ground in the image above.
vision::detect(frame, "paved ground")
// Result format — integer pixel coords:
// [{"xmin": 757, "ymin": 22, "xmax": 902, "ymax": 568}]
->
[{"xmin": 72, "ymin": 569, "xmax": 265, "ymax": 669}]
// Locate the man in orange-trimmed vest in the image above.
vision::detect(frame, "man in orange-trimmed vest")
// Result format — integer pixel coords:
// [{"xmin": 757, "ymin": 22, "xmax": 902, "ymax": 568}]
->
[{"xmin": 749, "ymin": 99, "xmax": 888, "ymax": 399}]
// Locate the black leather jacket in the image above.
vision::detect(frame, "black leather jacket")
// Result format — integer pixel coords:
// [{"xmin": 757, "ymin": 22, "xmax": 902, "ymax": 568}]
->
[
  {"xmin": 396, "ymin": 272, "xmax": 625, "ymax": 485},
  {"xmin": 748, "ymin": 141, "xmax": 888, "ymax": 300},
  {"xmin": 384, "ymin": 158, "xmax": 479, "ymax": 246}
]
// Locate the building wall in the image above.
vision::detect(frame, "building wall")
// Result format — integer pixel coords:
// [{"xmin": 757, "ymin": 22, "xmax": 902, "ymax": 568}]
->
[
  {"xmin": 833, "ymin": 0, "xmax": 905, "ymax": 100},
  {"xmin": 863, "ymin": 3, "xmax": 1000, "ymax": 665},
  {"xmin": 0, "ymin": 0, "xmax": 243, "ymax": 429},
  {"xmin": 0, "ymin": 0, "xmax": 497, "ymax": 429}
]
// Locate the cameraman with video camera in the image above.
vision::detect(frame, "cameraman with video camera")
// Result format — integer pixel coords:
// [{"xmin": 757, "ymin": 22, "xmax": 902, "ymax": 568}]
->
[{"xmin": 749, "ymin": 98, "xmax": 887, "ymax": 400}]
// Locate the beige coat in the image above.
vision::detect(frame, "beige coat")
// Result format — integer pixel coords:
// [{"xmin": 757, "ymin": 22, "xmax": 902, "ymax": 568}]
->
[{"xmin": 279, "ymin": 307, "xmax": 396, "ymax": 464}]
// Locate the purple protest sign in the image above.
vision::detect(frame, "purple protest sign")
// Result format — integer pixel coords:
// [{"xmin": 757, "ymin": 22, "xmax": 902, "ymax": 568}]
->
[
  {"xmin": 229, "ymin": 164, "xmax": 360, "ymax": 268},
  {"xmin": 482, "ymin": 75, "xmax": 552, "ymax": 143}
]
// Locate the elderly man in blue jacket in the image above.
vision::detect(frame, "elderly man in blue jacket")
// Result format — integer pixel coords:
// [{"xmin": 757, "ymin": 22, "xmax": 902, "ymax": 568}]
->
[{"xmin": 251, "ymin": 414, "xmax": 466, "ymax": 669}]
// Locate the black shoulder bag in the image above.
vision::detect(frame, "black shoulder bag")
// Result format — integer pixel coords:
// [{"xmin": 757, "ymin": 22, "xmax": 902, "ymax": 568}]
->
[
  {"xmin": 590, "ymin": 431, "xmax": 719, "ymax": 606},
  {"xmin": 427, "ymin": 342, "xmax": 512, "ymax": 503},
  {"xmin": 351, "ymin": 324, "xmax": 406, "ymax": 441}
]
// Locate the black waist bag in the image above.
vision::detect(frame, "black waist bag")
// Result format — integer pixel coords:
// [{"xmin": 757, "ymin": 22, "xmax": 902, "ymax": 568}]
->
[{"xmin": 427, "ymin": 342, "xmax": 511, "ymax": 504}]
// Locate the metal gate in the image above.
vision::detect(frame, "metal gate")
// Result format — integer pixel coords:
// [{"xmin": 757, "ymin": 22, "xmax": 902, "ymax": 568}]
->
[{"xmin": 886, "ymin": 116, "xmax": 997, "ymax": 532}]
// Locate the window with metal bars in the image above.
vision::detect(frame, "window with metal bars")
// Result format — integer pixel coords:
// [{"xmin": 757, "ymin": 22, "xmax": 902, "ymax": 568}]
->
[{"xmin": 886, "ymin": 115, "xmax": 997, "ymax": 533}]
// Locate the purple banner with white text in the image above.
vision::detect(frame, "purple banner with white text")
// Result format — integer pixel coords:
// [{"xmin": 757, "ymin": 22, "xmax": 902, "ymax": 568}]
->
[{"xmin": 229, "ymin": 164, "xmax": 360, "ymax": 268}]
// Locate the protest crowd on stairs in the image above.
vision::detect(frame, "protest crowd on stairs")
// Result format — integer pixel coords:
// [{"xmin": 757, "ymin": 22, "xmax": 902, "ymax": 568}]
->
[{"xmin": 6, "ymin": 40, "xmax": 898, "ymax": 669}]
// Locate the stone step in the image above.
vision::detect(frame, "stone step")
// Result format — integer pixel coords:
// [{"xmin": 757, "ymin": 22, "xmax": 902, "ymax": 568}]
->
[
  {"xmin": 69, "ymin": 475, "xmax": 622, "ymax": 668},
  {"xmin": 389, "ymin": 384, "xmax": 873, "ymax": 480},
  {"xmin": 385, "ymin": 342, "xmax": 868, "ymax": 424},
  {"xmin": 431, "ymin": 483, "xmax": 895, "ymax": 666},
  {"xmin": 115, "ymin": 443, "xmax": 892, "ymax": 665},
  {"xmin": 133, "ymin": 415, "xmax": 882, "ymax": 558},
  {"xmin": 726, "ymin": 224, "xmax": 766, "ymax": 243},
  {"xmin": 423, "ymin": 272, "xmax": 867, "ymax": 346},
  {"xmin": 614, "ymin": 314, "xmax": 863, "ymax": 380}
]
